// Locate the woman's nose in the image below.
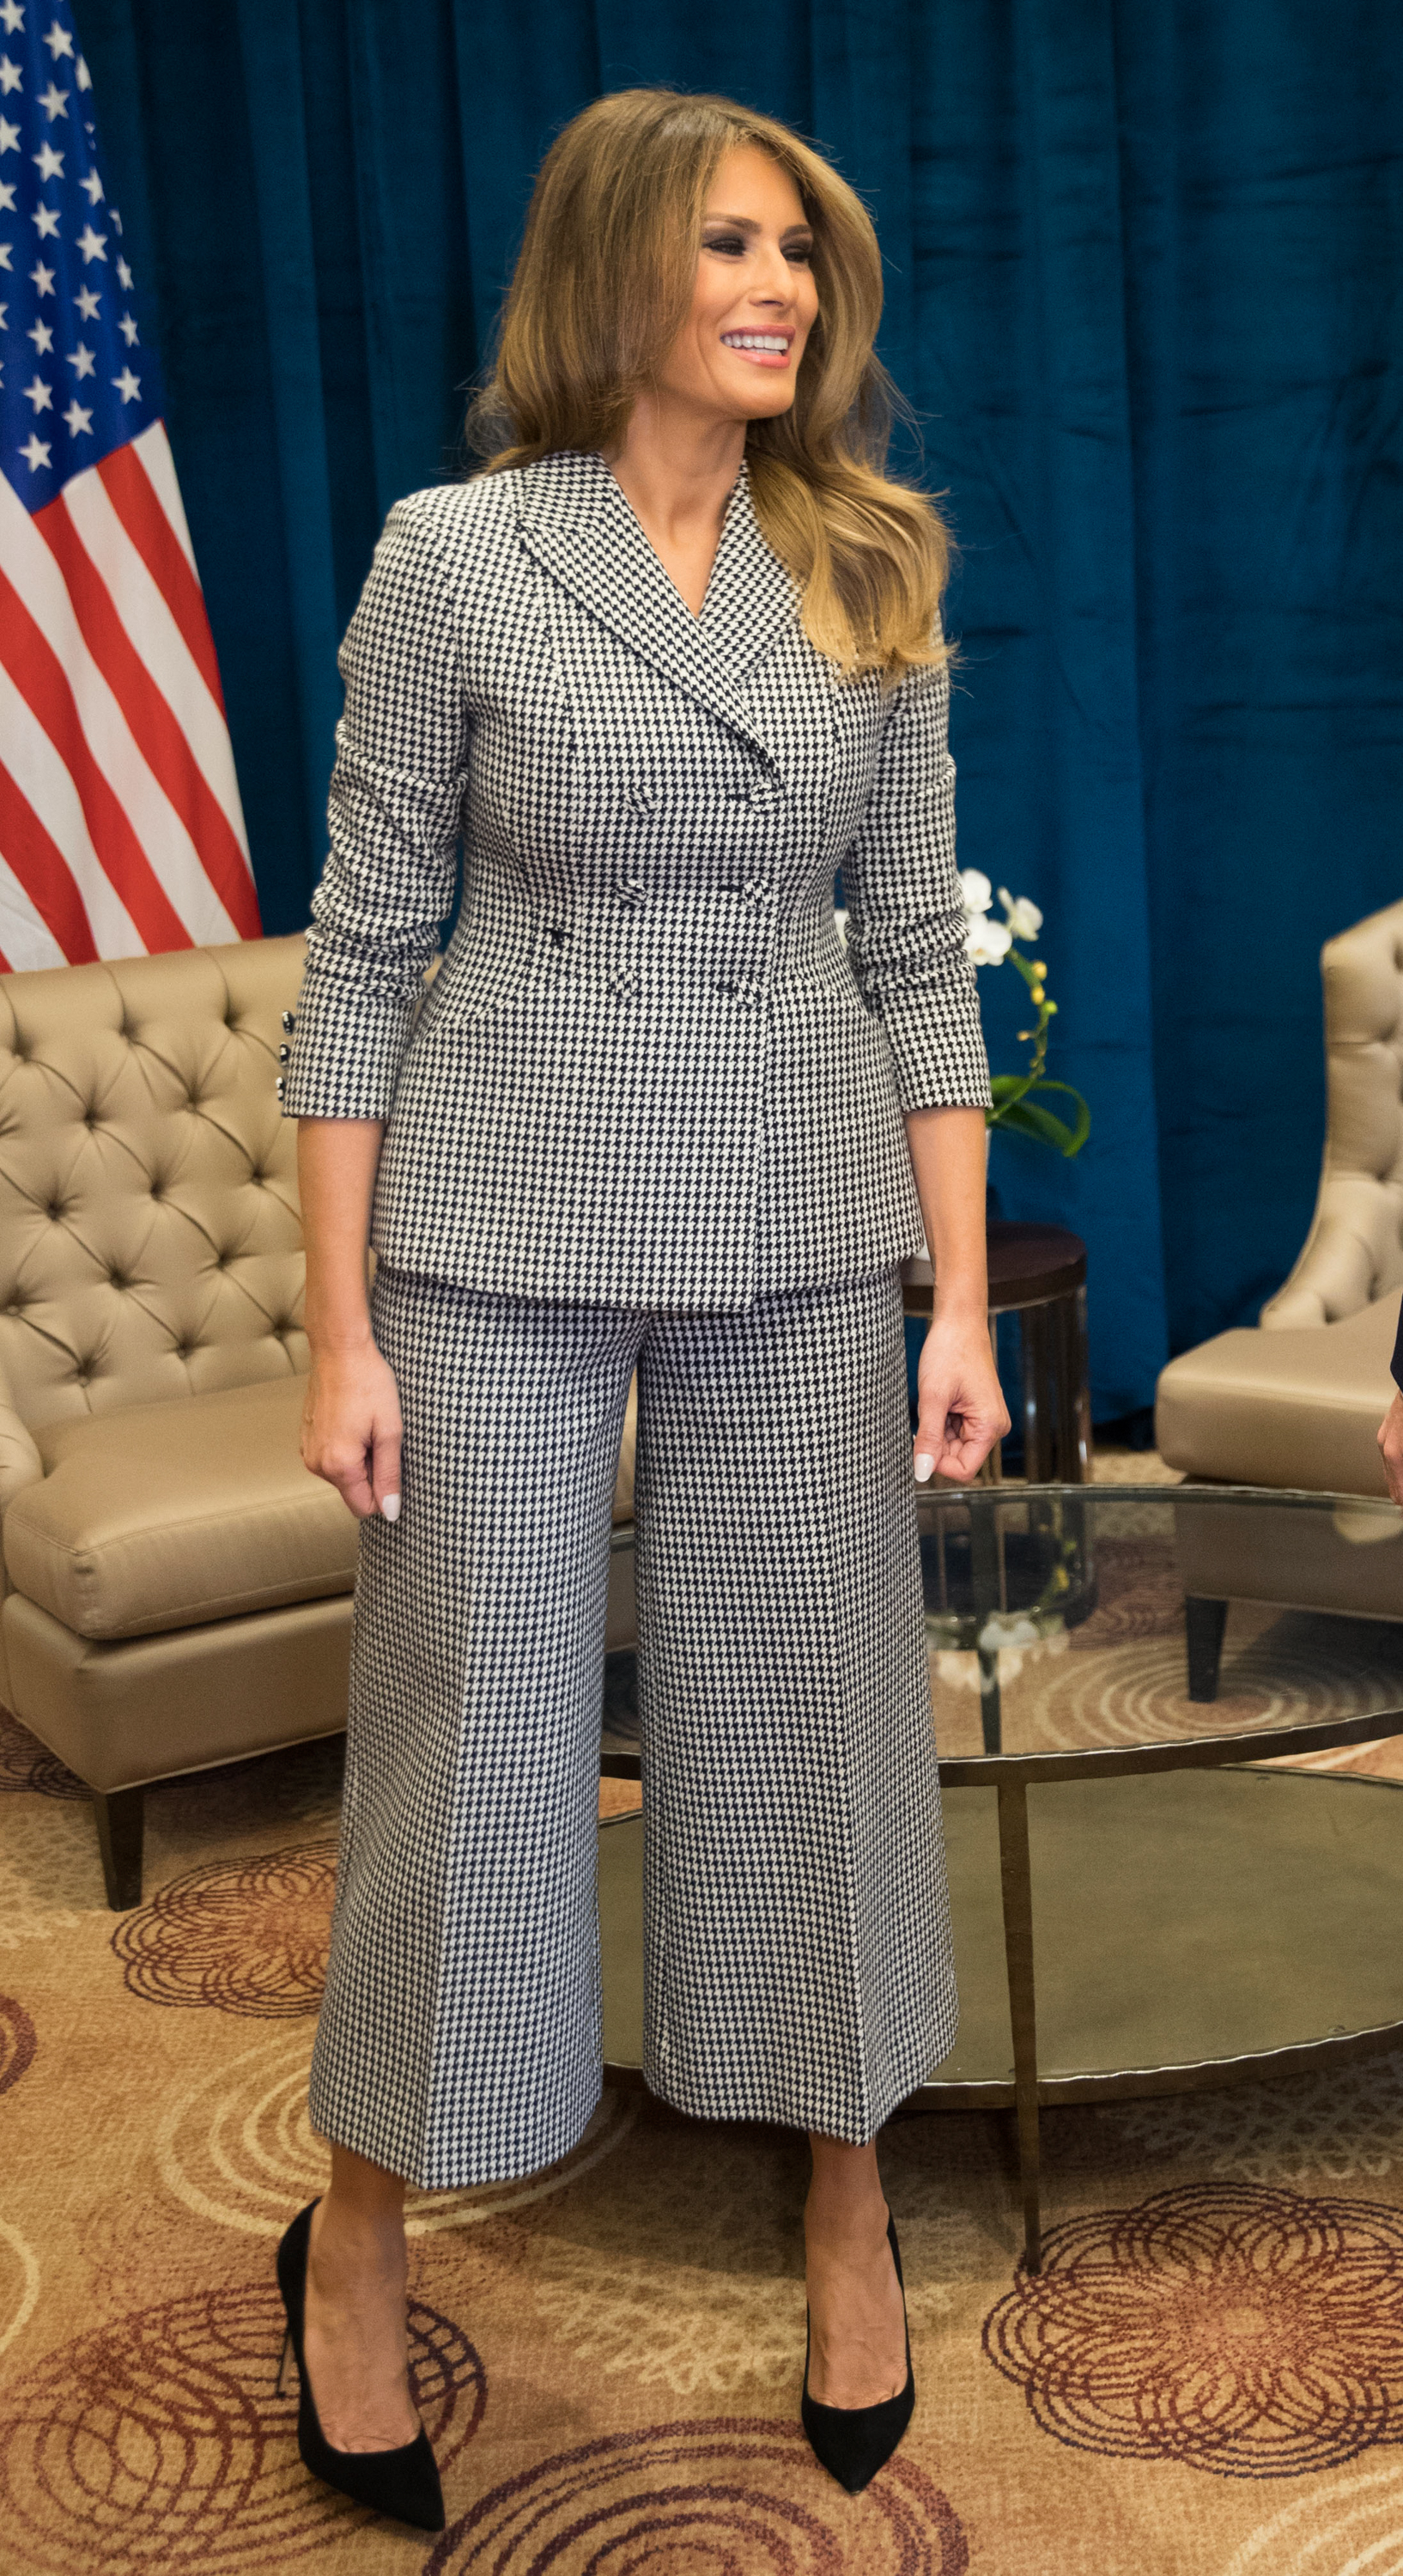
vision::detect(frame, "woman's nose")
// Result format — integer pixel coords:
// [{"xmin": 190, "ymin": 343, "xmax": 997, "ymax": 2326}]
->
[{"xmin": 750, "ymin": 255, "xmax": 794, "ymax": 304}]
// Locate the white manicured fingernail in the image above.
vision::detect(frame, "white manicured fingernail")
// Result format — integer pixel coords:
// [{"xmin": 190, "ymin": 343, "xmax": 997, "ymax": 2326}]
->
[
  {"xmin": 914, "ymin": 1454, "xmax": 935, "ymax": 1484},
  {"xmin": 381, "ymin": 1494, "xmax": 400, "ymax": 1522}
]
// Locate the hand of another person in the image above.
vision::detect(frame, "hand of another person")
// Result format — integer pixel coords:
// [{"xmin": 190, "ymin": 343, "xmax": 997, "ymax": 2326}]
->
[
  {"xmin": 301, "ymin": 1341, "xmax": 404, "ymax": 1522},
  {"xmin": 1377, "ymin": 1390, "xmax": 1403, "ymax": 1509},
  {"xmin": 913, "ymin": 1317, "xmax": 1011, "ymax": 1485}
]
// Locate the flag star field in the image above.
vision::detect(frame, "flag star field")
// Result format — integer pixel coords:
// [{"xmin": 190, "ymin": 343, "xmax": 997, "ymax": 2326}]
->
[
  {"xmin": 0, "ymin": 0, "xmax": 159, "ymax": 507},
  {"xmin": 0, "ymin": 0, "xmax": 258, "ymax": 969}
]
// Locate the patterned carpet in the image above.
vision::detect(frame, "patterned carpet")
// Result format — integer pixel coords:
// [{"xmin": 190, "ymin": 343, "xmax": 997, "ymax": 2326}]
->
[{"xmin": 6, "ymin": 1461, "xmax": 1403, "ymax": 2573}]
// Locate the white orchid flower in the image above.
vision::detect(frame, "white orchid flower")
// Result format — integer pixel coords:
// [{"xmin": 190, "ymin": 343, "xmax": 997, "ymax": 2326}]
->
[
  {"xmin": 958, "ymin": 868, "xmax": 993, "ymax": 917},
  {"xmin": 999, "ymin": 887, "xmax": 1043, "ymax": 941},
  {"xmin": 965, "ymin": 912, "xmax": 1012, "ymax": 966}
]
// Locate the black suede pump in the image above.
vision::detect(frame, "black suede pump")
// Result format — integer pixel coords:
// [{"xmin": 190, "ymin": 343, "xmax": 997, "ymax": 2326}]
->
[
  {"xmin": 276, "ymin": 2200, "xmax": 446, "ymax": 2533},
  {"xmin": 800, "ymin": 2212, "xmax": 915, "ymax": 2494}
]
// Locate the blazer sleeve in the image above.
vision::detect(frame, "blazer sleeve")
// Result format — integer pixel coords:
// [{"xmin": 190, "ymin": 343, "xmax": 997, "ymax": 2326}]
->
[
  {"xmin": 282, "ymin": 497, "xmax": 471, "ymax": 1122},
  {"xmin": 840, "ymin": 652, "xmax": 992, "ymax": 1115},
  {"xmin": 1393, "ymin": 1296, "xmax": 1403, "ymax": 1394}
]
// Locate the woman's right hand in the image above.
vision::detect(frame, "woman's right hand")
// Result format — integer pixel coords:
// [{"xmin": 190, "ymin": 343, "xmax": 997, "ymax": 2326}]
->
[{"xmin": 301, "ymin": 1340, "xmax": 404, "ymax": 1522}]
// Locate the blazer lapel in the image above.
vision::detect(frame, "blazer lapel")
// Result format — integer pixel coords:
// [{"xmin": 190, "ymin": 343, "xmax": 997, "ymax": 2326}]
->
[
  {"xmin": 700, "ymin": 465, "xmax": 799, "ymax": 677},
  {"xmin": 514, "ymin": 452, "xmax": 793, "ymax": 771}
]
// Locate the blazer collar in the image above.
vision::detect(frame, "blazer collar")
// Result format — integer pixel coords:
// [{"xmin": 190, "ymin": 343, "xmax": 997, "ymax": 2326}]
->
[{"xmin": 514, "ymin": 451, "xmax": 798, "ymax": 769}]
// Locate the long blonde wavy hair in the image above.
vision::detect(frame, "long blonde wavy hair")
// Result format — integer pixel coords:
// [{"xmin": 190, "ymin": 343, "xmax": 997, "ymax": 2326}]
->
[{"xmin": 466, "ymin": 88, "xmax": 951, "ymax": 680}]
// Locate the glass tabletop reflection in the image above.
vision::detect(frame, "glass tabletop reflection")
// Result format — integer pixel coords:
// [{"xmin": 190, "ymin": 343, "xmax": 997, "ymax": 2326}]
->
[{"xmin": 918, "ymin": 1482, "xmax": 1403, "ymax": 1767}]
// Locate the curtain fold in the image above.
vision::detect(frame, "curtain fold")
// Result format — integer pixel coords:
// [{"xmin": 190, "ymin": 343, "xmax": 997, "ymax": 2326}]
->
[
  {"xmin": 234, "ymin": 0, "xmax": 342, "ymax": 868},
  {"xmin": 911, "ymin": 0, "xmax": 1170, "ymax": 1402},
  {"xmin": 70, "ymin": 0, "xmax": 1403, "ymax": 1416}
]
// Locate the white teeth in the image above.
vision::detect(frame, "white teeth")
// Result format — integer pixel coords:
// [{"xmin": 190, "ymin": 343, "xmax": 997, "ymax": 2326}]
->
[{"xmin": 721, "ymin": 333, "xmax": 789, "ymax": 353}]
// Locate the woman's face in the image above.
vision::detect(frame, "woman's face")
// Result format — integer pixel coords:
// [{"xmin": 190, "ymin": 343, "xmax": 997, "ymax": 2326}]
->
[{"xmin": 659, "ymin": 143, "xmax": 820, "ymax": 425}]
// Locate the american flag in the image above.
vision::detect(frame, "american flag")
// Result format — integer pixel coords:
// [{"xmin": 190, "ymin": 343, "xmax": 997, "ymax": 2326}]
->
[{"xmin": 0, "ymin": 0, "xmax": 259, "ymax": 971}]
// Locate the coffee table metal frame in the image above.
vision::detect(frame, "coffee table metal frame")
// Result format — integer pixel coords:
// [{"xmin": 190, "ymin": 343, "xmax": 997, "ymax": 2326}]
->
[{"xmin": 599, "ymin": 1483, "xmax": 1403, "ymax": 2273}]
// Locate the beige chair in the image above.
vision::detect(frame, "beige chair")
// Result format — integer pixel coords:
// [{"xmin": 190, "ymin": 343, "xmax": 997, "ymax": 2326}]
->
[
  {"xmin": 0, "ymin": 936, "xmax": 637, "ymax": 1905},
  {"xmin": 1155, "ymin": 898, "xmax": 1403, "ymax": 1691}
]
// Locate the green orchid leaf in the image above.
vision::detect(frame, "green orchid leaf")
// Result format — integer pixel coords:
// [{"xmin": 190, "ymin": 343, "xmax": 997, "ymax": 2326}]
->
[
  {"xmin": 988, "ymin": 1080, "xmax": 1091, "ymax": 1157},
  {"xmin": 996, "ymin": 1100, "xmax": 1079, "ymax": 1151},
  {"xmin": 1028, "ymin": 1080, "xmax": 1092, "ymax": 1153}
]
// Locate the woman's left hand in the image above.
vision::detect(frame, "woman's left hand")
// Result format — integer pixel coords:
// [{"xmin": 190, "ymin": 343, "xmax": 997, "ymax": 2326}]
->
[{"xmin": 913, "ymin": 1313, "xmax": 1011, "ymax": 1485}]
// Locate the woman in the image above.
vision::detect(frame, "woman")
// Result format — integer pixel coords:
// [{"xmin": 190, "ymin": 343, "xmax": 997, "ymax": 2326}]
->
[{"xmin": 277, "ymin": 87, "xmax": 1008, "ymax": 2530}]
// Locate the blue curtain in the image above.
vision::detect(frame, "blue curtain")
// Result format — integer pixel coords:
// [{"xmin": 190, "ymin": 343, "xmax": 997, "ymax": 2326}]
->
[{"xmin": 74, "ymin": 0, "xmax": 1403, "ymax": 1418}]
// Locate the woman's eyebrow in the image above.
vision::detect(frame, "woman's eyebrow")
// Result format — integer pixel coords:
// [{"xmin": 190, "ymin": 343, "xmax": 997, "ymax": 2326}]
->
[{"xmin": 703, "ymin": 210, "xmax": 813, "ymax": 238}]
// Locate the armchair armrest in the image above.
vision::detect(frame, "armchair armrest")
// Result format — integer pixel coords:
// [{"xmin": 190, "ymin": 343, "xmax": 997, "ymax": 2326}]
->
[
  {"xmin": 1260, "ymin": 1176, "xmax": 1403, "ymax": 1329},
  {"xmin": 0, "ymin": 1356, "xmax": 43, "ymax": 1712},
  {"xmin": 0, "ymin": 1342, "xmax": 42, "ymax": 1521}
]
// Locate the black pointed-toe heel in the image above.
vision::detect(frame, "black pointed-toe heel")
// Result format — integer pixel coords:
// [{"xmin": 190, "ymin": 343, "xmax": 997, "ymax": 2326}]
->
[
  {"xmin": 801, "ymin": 2212, "xmax": 915, "ymax": 2494},
  {"xmin": 276, "ymin": 2200, "xmax": 446, "ymax": 2533}
]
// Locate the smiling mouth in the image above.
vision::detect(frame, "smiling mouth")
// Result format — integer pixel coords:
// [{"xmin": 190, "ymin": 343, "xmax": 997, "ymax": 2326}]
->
[{"xmin": 720, "ymin": 331, "xmax": 793, "ymax": 365}]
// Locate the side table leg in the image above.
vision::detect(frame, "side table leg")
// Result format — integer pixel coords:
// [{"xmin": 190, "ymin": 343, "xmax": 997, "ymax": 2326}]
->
[
  {"xmin": 977, "ymin": 1648, "xmax": 1003, "ymax": 1756},
  {"xmin": 1020, "ymin": 1305, "xmax": 1054, "ymax": 1482},
  {"xmin": 1186, "ymin": 1595, "xmax": 1229, "ymax": 1701},
  {"xmin": 1071, "ymin": 1285, "xmax": 1092, "ymax": 1480},
  {"xmin": 969, "ymin": 1498, "xmax": 1004, "ymax": 1754},
  {"xmin": 1051, "ymin": 1287, "xmax": 1092, "ymax": 1482},
  {"xmin": 997, "ymin": 1774, "xmax": 1042, "ymax": 2272}
]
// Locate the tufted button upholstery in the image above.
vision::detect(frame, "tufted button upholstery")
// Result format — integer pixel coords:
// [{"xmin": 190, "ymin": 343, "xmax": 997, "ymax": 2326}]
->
[
  {"xmin": 0, "ymin": 936, "xmax": 308, "ymax": 1430},
  {"xmin": 1259, "ymin": 900, "xmax": 1403, "ymax": 1329}
]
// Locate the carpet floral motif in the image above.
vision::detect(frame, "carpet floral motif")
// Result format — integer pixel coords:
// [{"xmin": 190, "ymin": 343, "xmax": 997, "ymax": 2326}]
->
[
  {"xmin": 0, "ymin": 1797, "xmax": 99, "ymax": 1947},
  {"xmin": 984, "ymin": 2182, "xmax": 1403, "ymax": 2477},
  {"xmin": 0, "ymin": 2282, "xmax": 484, "ymax": 2570},
  {"xmin": 1218, "ymin": 2460, "xmax": 1403, "ymax": 2575},
  {"xmin": 425, "ymin": 2418, "xmax": 969, "ymax": 2575},
  {"xmin": 0, "ymin": 2220, "xmax": 39, "ymax": 2365},
  {"xmin": 0, "ymin": 1993, "xmax": 35, "ymax": 2095},
  {"xmin": 1066, "ymin": 1538, "xmax": 1187, "ymax": 1649},
  {"xmin": 154, "ymin": 2031, "xmax": 637, "ymax": 2239},
  {"xmin": 110, "ymin": 1843, "xmax": 337, "ymax": 2017},
  {"xmin": 1118, "ymin": 2049, "xmax": 1403, "ymax": 2190},
  {"xmin": 0, "ymin": 1711, "xmax": 88, "ymax": 1804}
]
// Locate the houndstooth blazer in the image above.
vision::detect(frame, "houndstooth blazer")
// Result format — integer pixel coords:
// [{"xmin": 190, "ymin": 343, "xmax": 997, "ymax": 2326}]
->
[{"xmin": 282, "ymin": 450, "xmax": 990, "ymax": 1308}]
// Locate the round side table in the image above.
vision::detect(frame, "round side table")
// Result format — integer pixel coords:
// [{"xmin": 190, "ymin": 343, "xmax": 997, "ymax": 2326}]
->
[{"xmin": 901, "ymin": 1220, "xmax": 1090, "ymax": 1481}]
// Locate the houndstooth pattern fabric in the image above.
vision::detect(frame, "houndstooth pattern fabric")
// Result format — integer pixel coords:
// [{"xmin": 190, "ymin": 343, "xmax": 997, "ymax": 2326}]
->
[
  {"xmin": 282, "ymin": 450, "xmax": 990, "ymax": 1309},
  {"xmin": 308, "ymin": 1260, "xmax": 957, "ymax": 2183}
]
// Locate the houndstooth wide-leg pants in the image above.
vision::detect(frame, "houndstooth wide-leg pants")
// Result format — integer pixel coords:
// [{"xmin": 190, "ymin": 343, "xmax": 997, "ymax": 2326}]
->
[{"xmin": 308, "ymin": 1261, "xmax": 958, "ymax": 2188}]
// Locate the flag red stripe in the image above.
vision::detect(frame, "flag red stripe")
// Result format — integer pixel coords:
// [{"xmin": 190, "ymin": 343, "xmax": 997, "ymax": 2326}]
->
[
  {"xmin": 0, "ymin": 567, "xmax": 192, "ymax": 957},
  {"xmin": 37, "ymin": 495, "xmax": 261, "ymax": 939},
  {"xmin": 0, "ymin": 939, "xmax": 12, "ymax": 973},
  {"xmin": 0, "ymin": 762, "xmax": 100, "ymax": 964},
  {"xmin": 97, "ymin": 446, "xmax": 228, "ymax": 714}
]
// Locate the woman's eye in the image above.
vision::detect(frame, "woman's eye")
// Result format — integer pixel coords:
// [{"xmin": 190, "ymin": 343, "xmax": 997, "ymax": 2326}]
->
[
  {"xmin": 784, "ymin": 244, "xmax": 812, "ymax": 264},
  {"xmin": 703, "ymin": 234, "xmax": 746, "ymax": 257}
]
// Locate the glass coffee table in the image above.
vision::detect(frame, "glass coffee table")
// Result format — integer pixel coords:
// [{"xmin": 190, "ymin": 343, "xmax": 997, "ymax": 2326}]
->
[{"xmin": 597, "ymin": 1485, "xmax": 1403, "ymax": 2269}]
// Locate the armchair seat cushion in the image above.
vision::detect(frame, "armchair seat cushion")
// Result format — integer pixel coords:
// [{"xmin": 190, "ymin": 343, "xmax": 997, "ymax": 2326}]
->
[
  {"xmin": 1156, "ymin": 1290, "xmax": 1400, "ymax": 1496},
  {"xmin": 3, "ymin": 1376, "xmax": 357, "ymax": 1641}
]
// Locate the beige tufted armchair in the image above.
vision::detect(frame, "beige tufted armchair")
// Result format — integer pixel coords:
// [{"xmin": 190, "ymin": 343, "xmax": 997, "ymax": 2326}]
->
[
  {"xmin": 1157, "ymin": 898, "xmax": 1403, "ymax": 1494},
  {"xmin": 0, "ymin": 935, "xmax": 351, "ymax": 1906},
  {"xmin": 1156, "ymin": 898, "xmax": 1403, "ymax": 1689},
  {"xmin": 0, "ymin": 932, "xmax": 639, "ymax": 1906}
]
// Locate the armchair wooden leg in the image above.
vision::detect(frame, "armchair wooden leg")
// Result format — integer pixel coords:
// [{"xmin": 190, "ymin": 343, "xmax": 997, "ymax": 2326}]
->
[
  {"xmin": 93, "ymin": 1786, "xmax": 144, "ymax": 1910},
  {"xmin": 1186, "ymin": 1596, "xmax": 1229, "ymax": 1703}
]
